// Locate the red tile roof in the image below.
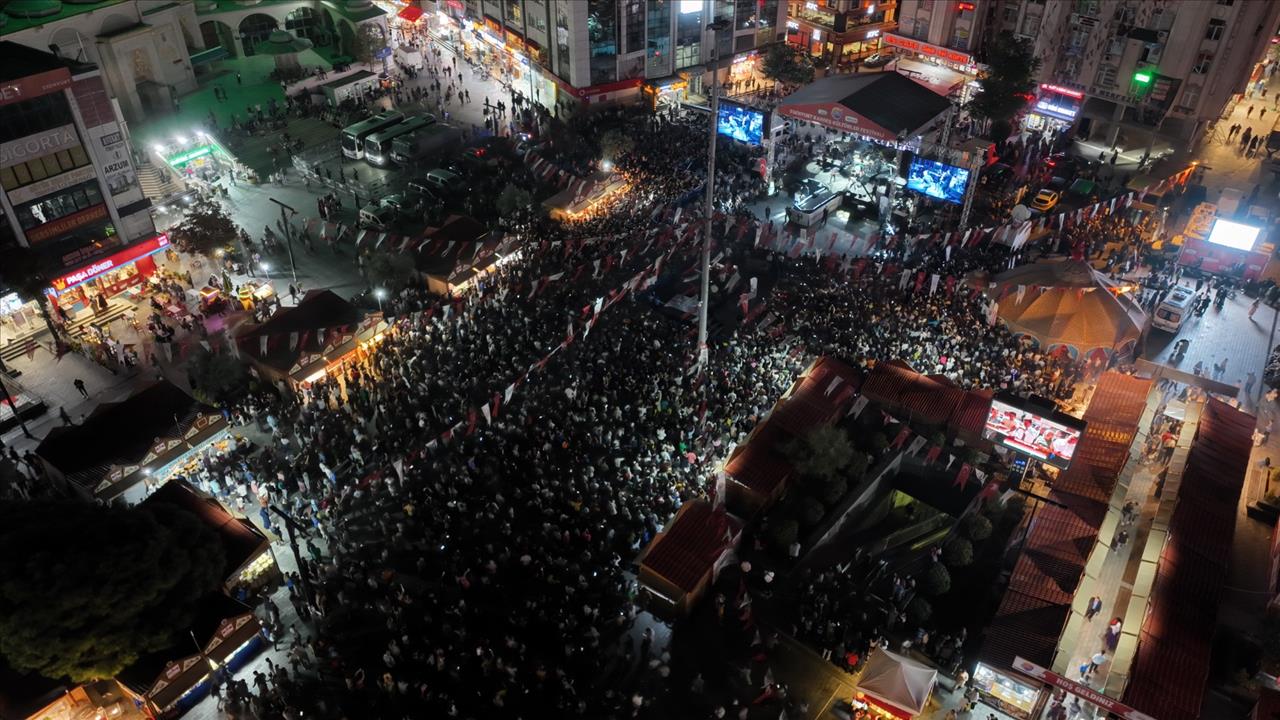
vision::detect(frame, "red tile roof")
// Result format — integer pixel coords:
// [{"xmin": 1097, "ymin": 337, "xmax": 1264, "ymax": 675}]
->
[
  {"xmin": 980, "ymin": 372, "xmax": 1151, "ymax": 670},
  {"xmin": 639, "ymin": 500, "xmax": 742, "ymax": 593},
  {"xmin": 1123, "ymin": 398, "xmax": 1251, "ymax": 720},
  {"xmin": 862, "ymin": 361, "xmax": 991, "ymax": 429}
]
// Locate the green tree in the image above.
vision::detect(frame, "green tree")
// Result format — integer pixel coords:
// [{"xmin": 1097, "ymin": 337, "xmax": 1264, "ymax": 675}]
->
[
  {"xmin": 0, "ymin": 248, "xmax": 63, "ymax": 340},
  {"xmin": 968, "ymin": 31, "xmax": 1041, "ymax": 129},
  {"xmin": 796, "ymin": 496, "xmax": 826, "ymax": 527},
  {"xmin": 769, "ymin": 518, "xmax": 799, "ymax": 553},
  {"xmin": 818, "ymin": 475, "xmax": 848, "ymax": 507},
  {"xmin": 869, "ymin": 432, "xmax": 890, "ymax": 455},
  {"xmin": 761, "ymin": 43, "xmax": 815, "ymax": 86},
  {"xmin": 352, "ymin": 24, "xmax": 386, "ymax": 67},
  {"xmin": 783, "ymin": 425, "xmax": 854, "ymax": 481},
  {"xmin": 0, "ymin": 500, "xmax": 225, "ymax": 682},
  {"xmin": 495, "ymin": 183, "xmax": 533, "ymax": 218},
  {"xmin": 188, "ymin": 346, "xmax": 248, "ymax": 406},
  {"xmin": 366, "ymin": 252, "xmax": 413, "ymax": 291},
  {"xmin": 847, "ymin": 449, "xmax": 870, "ymax": 482},
  {"xmin": 962, "ymin": 513, "xmax": 993, "ymax": 542},
  {"xmin": 906, "ymin": 597, "xmax": 932, "ymax": 626},
  {"xmin": 921, "ymin": 563, "xmax": 951, "ymax": 596},
  {"xmin": 598, "ymin": 129, "xmax": 635, "ymax": 163},
  {"xmin": 943, "ymin": 537, "xmax": 974, "ymax": 567},
  {"xmin": 171, "ymin": 196, "xmax": 237, "ymax": 258}
]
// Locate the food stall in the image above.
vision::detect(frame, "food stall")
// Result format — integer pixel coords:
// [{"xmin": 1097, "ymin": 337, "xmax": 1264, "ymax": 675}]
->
[
  {"xmin": 236, "ymin": 281, "xmax": 276, "ymax": 311},
  {"xmin": 851, "ymin": 651, "xmax": 938, "ymax": 718},
  {"xmin": 972, "ymin": 662, "xmax": 1043, "ymax": 720}
]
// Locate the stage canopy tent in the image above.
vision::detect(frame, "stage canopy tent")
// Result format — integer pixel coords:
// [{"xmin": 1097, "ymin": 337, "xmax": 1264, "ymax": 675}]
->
[
  {"xmin": 857, "ymin": 650, "xmax": 938, "ymax": 716},
  {"xmin": 776, "ymin": 72, "xmax": 953, "ymax": 143},
  {"xmin": 980, "ymin": 258, "xmax": 1147, "ymax": 358}
]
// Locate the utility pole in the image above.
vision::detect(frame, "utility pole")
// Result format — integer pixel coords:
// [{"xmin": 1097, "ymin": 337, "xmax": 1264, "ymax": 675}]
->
[
  {"xmin": 269, "ymin": 505, "xmax": 317, "ymax": 612},
  {"xmin": 268, "ymin": 197, "xmax": 299, "ymax": 284},
  {"xmin": 0, "ymin": 371, "xmax": 34, "ymax": 440},
  {"xmin": 697, "ymin": 18, "xmax": 730, "ymax": 371}
]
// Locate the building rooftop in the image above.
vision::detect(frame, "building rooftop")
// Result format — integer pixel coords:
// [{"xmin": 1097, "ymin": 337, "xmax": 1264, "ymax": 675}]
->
[
  {"xmin": 0, "ymin": 0, "xmax": 128, "ymax": 37},
  {"xmin": 0, "ymin": 39, "xmax": 93, "ymax": 82}
]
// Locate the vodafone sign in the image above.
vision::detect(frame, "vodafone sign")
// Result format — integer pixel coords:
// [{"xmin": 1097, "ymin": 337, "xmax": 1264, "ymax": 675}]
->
[{"xmin": 48, "ymin": 233, "xmax": 169, "ymax": 293}]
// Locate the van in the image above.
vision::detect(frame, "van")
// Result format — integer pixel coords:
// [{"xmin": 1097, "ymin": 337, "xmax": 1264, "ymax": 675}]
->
[
  {"xmin": 1152, "ymin": 287, "xmax": 1196, "ymax": 333},
  {"xmin": 358, "ymin": 203, "xmax": 396, "ymax": 230},
  {"xmin": 394, "ymin": 46, "xmax": 424, "ymax": 70},
  {"xmin": 421, "ymin": 168, "xmax": 463, "ymax": 194},
  {"xmin": 391, "ymin": 124, "xmax": 461, "ymax": 166}
]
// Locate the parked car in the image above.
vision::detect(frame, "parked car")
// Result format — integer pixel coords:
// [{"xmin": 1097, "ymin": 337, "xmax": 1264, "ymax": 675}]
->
[
  {"xmin": 863, "ymin": 52, "xmax": 895, "ymax": 68},
  {"xmin": 419, "ymin": 168, "xmax": 465, "ymax": 194},
  {"xmin": 1030, "ymin": 189, "xmax": 1060, "ymax": 212},
  {"xmin": 381, "ymin": 193, "xmax": 422, "ymax": 219},
  {"xmin": 358, "ymin": 203, "xmax": 396, "ymax": 230}
]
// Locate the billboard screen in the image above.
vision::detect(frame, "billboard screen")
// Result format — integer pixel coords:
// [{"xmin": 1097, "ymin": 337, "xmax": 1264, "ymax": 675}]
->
[
  {"xmin": 982, "ymin": 398, "xmax": 1085, "ymax": 469},
  {"xmin": 717, "ymin": 101, "xmax": 766, "ymax": 145},
  {"xmin": 1206, "ymin": 218, "xmax": 1262, "ymax": 252},
  {"xmin": 906, "ymin": 156, "xmax": 970, "ymax": 204}
]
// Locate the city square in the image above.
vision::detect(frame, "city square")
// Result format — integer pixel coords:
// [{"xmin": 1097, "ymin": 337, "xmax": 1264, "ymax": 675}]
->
[{"xmin": 0, "ymin": 2, "xmax": 1279, "ymax": 720}]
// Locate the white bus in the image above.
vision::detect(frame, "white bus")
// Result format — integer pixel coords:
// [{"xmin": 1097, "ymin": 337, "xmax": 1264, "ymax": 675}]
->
[
  {"xmin": 363, "ymin": 115, "xmax": 436, "ymax": 167},
  {"xmin": 341, "ymin": 111, "xmax": 405, "ymax": 160}
]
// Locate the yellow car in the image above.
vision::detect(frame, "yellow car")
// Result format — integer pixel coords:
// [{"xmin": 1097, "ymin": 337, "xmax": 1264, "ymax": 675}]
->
[{"xmin": 1030, "ymin": 189, "xmax": 1060, "ymax": 212}]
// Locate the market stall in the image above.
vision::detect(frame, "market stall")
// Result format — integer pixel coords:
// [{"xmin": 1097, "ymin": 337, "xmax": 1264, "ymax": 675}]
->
[
  {"xmin": 852, "ymin": 650, "xmax": 938, "ymax": 718},
  {"xmin": 34, "ymin": 381, "xmax": 229, "ymax": 504}
]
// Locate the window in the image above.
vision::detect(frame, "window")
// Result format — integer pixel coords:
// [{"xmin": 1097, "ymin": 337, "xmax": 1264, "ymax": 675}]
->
[
  {"xmin": 1178, "ymin": 84, "xmax": 1200, "ymax": 111},
  {"xmin": 554, "ymin": 1, "xmax": 572, "ymax": 80},
  {"xmin": 1206, "ymin": 18, "xmax": 1225, "ymax": 40},
  {"xmin": 1095, "ymin": 64, "xmax": 1117, "ymax": 88},
  {"xmin": 14, "ymin": 180, "xmax": 103, "ymax": 230},
  {"xmin": 0, "ymin": 145, "xmax": 91, "ymax": 192},
  {"xmin": 587, "ymin": 0, "xmax": 619, "ymax": 85},
  {"xmin": 1193, "ymin": 51, "xmax": 1213, "ymax": 74},
  {"xmin": 1216, "ymin": 0, "xmax": 1234, "ymax": 5},
  {"xmin": 647, "ymin": 0, "xmax": 672, "ymax": 73},
  {"xmin": 0, "ymin": 95, "xmax": 75, "ymax": 145},
  {"xmin": 1002, "ymin": 6, "xmax": 1017, "ymax": 24},
  {"xmin": 736, "ymin": 0, "xmax": 757, "ymax": 30},
  {"xmin": 624, "ymin": 0, "xmax": 644, "ymax": 53}
]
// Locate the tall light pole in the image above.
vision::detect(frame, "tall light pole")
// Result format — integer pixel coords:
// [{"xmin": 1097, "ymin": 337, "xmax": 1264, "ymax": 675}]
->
[
  {"xmin": 268, "ymin": 197, "xmax": 299, "ymax": 284},
  {"xmin": 697, "ymin": 17, "xmax": 730, "ymax": 371}
]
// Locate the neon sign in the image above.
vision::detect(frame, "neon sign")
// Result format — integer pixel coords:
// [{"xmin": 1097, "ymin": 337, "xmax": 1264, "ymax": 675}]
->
[{"xmin": 48, "ymin": 234, "xmax": 169, "ymax": 293}]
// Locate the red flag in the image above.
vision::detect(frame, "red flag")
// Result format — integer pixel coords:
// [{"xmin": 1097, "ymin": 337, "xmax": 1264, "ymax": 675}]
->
[
  {"xmin": 466, "ymin": 408, "xmax": 478, "ymax": 436},
  {"xmin": 954, "ymin": 463, "xmax": 972, "ymax": 489},
  {"xmin": 891, "ymin": 426, "xmax": 911, "ymax": 449},
  {"xmin": 925, "ymin": 445, "xmax": 942, "ymax": 464},
  {"xmin": 491, "ymin": 392, "xmax": 502, "ymax": 420}
]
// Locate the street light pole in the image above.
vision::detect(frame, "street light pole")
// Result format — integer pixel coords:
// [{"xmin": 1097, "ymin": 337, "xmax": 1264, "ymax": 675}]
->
[
  {"xmin": 269, "ymin": 504, "xmax": 317, "ymax": 612},
  {"xmin": 697, "ymin": 19, "xmax": 729, "ymax": 371},
  {"xmin": 268, "ymin": 197, "xmax": 299, "ymax": 284}
]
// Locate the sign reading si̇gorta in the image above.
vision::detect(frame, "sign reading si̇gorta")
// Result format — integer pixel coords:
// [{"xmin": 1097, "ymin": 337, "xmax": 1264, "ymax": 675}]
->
[{"xmin": 1012, "ymin": 657, "xmax": 1156, "ymax": 720}]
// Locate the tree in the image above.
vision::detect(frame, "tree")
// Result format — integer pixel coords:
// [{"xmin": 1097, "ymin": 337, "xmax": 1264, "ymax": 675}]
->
[
  {"xmin": 188, "ymin": 347, "xmax": 248, "ymax": 406},
  {"xmin": 797, "ymin": 496, "xmax": 826, "ymax": 528},
  {"xmin": 171, "ymin": 196, "xmax": 237, "ymax": 258},
  {"xmin": 962, "ymin": 513, "xmax": 993, "ymax": 542},
  {"xmin": 352, "ymin": 24, "xmax": 386, "ymax": 68},
  {"xmin": 783, "ymin": 425, "xmax": 854, "ymax": 481},
  {"xmin": 769, "ymin": 518, "xmax": 799, "ymax": 553},
  {"xmin": 906, "ymin": 597, "xmax": 933, "ymax": 625},
  {"xmin": 761, "ymin": 43, "xmax": 815, "ymax": 86},
  {"xmin": 846, "ymin": 449, "xmax": 870, "ymax": 482},
  {"xmin": 968, "ymin": 31, "xmax": 1041, "ymax": 129},
  {"xmin": 0, "ymin": 248, "xmax": 64, "ymax": 340},
  {"xmin": 366, "ymin": 252, "xmax": 413, "ymax": 291},
  {"xmin": 0, "ymin": 500, "xmax": 224, "ymax": 682},
  {"xmin": 921, "ymin": 563, "xmax": 951, "ymax": 596},
  {"xmin": 818, "ymin": 475, "xmax": 848, "ymax": 507},
  {"xmin": 598, "ymin": 129, "xmax": 635, "ymax": 162},
  {"xmin": 943, "ymin": 537, "xmax": 974, "ymax": 567},
  {"xmin": 495, "ymin": 183, "xmax": 533, "ymax": 218}
]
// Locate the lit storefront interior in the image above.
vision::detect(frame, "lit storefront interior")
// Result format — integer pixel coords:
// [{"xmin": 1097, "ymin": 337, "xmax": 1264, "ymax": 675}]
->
[
  {"xmin": 972, "ymin": 662, "xmax": 1043, "ymax": 720},
  {"xmin": 44, "ymin": 233, "xmax": 172, "ymax": 320},
  {"xmin": 1025, "ymin": 83, "xmax": 1084, "ymax": 133}
]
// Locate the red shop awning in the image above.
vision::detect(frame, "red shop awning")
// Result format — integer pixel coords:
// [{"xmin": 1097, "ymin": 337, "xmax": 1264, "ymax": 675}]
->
[{"xmin": 398, "ymin": 5, "xmax": 424, "ymax": 22}]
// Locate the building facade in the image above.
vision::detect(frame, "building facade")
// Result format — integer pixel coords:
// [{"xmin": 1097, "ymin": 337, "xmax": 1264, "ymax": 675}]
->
[
  {"xmin": 895, "ymin": 0, "xmax": 985, "ymax": 57},
  {"xmin": 785, "ymin": 0, "xmax": 898, "ymax": 66},
  {"xmin": 990, "ymin": 0, "xmax": 1280, "ymax": 144},
  {"xmin": 0, "ymin": 42, "xmax": 154, "ymax": 289},
  {"xmin": 445, "ymin": 0, "xmax": 788, "ymax": 111}
]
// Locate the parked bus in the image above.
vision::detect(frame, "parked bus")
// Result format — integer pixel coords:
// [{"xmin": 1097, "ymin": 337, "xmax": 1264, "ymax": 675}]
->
[
  {"xmin": 341, "ymin": 111, "xmax": 405, "ymax": 160},
  {"xmin": 363, "ymin": 115, "xmax": 436, "ymax": 167}
]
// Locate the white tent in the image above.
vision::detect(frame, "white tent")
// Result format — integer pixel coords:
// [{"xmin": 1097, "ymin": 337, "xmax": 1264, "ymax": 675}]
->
[{"xmin": 857, "ymin": 650, "xmax": 938, "ymax": 717}]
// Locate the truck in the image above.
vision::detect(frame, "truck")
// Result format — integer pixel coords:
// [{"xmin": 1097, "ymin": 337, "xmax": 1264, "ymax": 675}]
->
[
  {"xmin": 394, "ymin": 45, "xmax": 424, "ymax": 70},
  {"xmin": 322, "ymin": 69, "xmax": 381, "ymax": 107},
  {"xmin": 390, "ymin": 124, "xmax": 464, "ymax": 166}
]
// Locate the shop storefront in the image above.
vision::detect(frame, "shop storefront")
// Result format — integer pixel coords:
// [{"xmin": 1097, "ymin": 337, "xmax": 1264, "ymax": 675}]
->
[
  {"xmin": 45, "ymin": 233, "xmax": 170, "ymax": 316},
  {"xmin": 1026, "ymin": 83, "xmax": 1084, "ymax": 133},
  {"xmin": 882, "ymin": 33, "xmax": 977, "ymax": 74},
  {"xmin": 161, "ymin": 138, "xmax": 238, "ymax": 185},
  {"xmin": 972, "ymin": 662, "xmax": 1043, "ymax": 720},
  {"xmin": 292, "ymin": 315, "xmax": 391, "ymax": 387}
]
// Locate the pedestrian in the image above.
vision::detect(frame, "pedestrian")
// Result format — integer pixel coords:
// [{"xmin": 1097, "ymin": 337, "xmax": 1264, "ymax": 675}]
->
[
  {"xmin": 1085, "ymin": 595, "xmax": 1102, "ymax": 620},
  {"xmin": 58, "ymin": 407, "xmax": 73, "ymax": 426},
  {"xmin": 1246, "ymin": 371, "xmax": 1257, "ymax": 397},
  {"xmin": 1250, "ymin": 297, "xmax": 1262, "ymax": 319},
  {"xmin": 73, "ymin": 378, "xmax": 88, "ymax": 398},
  {"xmin": 1248, "ymin": 104, "xmax": 1255, "ymax": 118},
  {"xmin": 236, "ymin": 72, "xmax": 242, "ymax": 85},
  {"xmin": 1087, "ymin": 650, "xmax": 1107, "ymax": 674}
]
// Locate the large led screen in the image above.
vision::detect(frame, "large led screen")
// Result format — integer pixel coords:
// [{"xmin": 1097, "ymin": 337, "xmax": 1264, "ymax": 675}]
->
[
  {"xmin": 1206, "ymin": 218, "xmax": 1262, "ymax": 252},
  {"xmin": 906, "ymin": 157, "xmax": 970, "ymax": 204},
  {"xmin": 982, "ymin": 398, "xmax": 1085, "ymax": 469},
  {"xmin": 717, "ymin": 102, "xmax": 766, "ymax": 145}
]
